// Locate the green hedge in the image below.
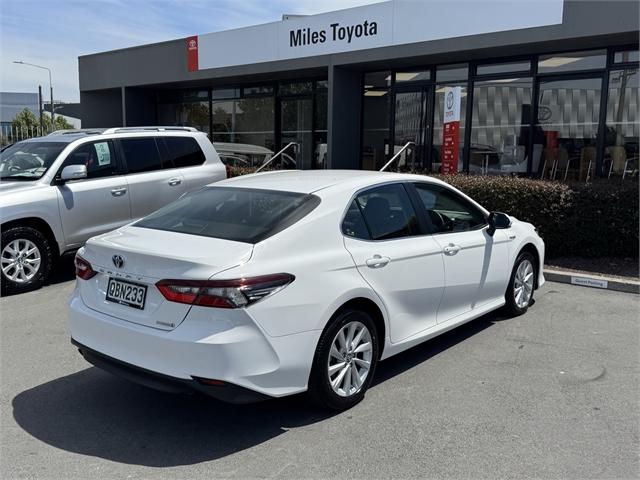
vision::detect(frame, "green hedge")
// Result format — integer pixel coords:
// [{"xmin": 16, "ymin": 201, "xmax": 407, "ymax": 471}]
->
[
  {"xmin": 227, "ymin": 166, "xmax": 638, "ymax": 259},
  {"xmin": 434, "ymin": 175, "xmax": 638, "ymax": 259}
]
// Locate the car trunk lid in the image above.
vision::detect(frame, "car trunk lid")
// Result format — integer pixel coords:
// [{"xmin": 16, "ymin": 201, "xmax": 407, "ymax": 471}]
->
[{"xmin": 77, "ymin": 226, "xmax": 253, "ymax": 330}]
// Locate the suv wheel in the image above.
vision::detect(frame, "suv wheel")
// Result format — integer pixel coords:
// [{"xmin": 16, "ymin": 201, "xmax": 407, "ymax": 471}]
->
[
  {"xmin": 308, "ymin": 309, "xmax": 379, "ymax": 410},
  {"xmin": 1, "ymin": 227, "xmax": 53, "ymax": 294},
  {"xmin": 504, "ymin": 251, "xmax": 536, "ymax": 316}
]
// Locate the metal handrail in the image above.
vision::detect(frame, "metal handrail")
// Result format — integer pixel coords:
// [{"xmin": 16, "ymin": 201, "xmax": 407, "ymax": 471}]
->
[
  {"xmin": 255, "ymin": 142, "xmax": 297, "ymax": 173},
  {"xmin": 379, "ymin": 141, "xmax": 415, "ymax": 172}
]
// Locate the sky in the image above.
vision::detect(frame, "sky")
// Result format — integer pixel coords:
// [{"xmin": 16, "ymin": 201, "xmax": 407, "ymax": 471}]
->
[{"xmin": 0, "ymin": 0, "xmax": 382, "ymax": 103}]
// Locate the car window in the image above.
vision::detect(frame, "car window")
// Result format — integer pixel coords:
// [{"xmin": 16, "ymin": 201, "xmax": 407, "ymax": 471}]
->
[
  {"xmin": 342, "ymin": 200, "xmax": 370, "ymax": 240},
  {"xmin": 162, "ymin": 137, "xmax": 206, "ymax": 168},
  {"xmin": 413, "ymin": 183, "xmax": 487, "ymax": 233},
  {"xmin": 134, "ymin": 186, "xmax": 320, "ymax": 244},
  {"xmin": 0, "ymin": 141, "xmax": 66, "ymax": 180},
  {"xmin": 120, "ymin": 138, "xmax": 162, "ymax": 173},
  {"xmin": 61, "ymin": 141, "xmax": 118, "ymax": 180},
  {"xmin": 355, "ymin": 184, "xmax": 420, "ymax": 240}
]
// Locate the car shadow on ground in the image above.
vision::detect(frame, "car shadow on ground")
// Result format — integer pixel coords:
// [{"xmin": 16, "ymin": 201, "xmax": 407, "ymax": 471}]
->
[
  {"xmin": 47, "ymin": 255, "xmax": 77, "ymax": 285},
  {"xmin": 12, "ymin": 311, "xmax": 504, "ymax": 467}
]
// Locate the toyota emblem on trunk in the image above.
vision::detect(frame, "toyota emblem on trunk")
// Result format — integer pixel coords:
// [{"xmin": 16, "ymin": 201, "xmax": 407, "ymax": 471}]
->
[{"xmin": 112, "ymin": 255, "xmax": 125, "ymax": 269}]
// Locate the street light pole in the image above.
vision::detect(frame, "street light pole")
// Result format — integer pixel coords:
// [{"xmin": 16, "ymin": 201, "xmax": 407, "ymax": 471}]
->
[{"xmin": 13, "ymin": 61, "xmax": 54, "ymax": 132}]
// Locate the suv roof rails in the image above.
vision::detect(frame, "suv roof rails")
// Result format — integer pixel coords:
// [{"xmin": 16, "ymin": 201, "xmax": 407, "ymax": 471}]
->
[
  {"xmin": 101, "ymin": 126, "xmax": 199, "ymax": 134},
  {"xmin": 48, "ymin": 128, "xmax": 106, "ymax": 136}
]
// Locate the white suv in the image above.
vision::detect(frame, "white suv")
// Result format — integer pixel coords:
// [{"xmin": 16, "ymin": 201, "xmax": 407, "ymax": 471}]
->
[{"xmin": 0, "ymin": 127, "xmax": 227, "ymax": 294}]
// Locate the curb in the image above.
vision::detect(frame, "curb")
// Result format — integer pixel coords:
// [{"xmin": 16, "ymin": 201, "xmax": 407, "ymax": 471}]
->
[{"xmin": 543, "ymin": 269, "xmax": 640, "ymax": 295}]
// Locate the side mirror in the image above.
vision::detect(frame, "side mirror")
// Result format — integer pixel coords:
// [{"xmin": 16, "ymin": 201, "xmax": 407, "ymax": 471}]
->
[
  {"xmin": 59, "ymin": 164, "xmax": 87, "ymax": 182},
  {"xmin": 487, "ymin": 211, "xmax": 511, "ymax": 236}
]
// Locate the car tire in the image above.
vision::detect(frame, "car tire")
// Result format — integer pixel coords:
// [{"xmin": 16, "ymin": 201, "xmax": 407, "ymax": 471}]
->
[
  {"xmin": 1, "ymin": 226, "xmax": 53, "ymax": 295},
  {"xmin": 504, "ymin": 251, "xmax": 536, "ymax": 316},
  {"xmin": 307, "ymin": 308, "xmax": 379, "ymax": 411}
]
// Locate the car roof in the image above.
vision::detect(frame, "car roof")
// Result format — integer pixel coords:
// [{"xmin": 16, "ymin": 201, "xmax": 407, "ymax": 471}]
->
[
  {"xmin": 215, "ymin": 169, "xmax": 444, "ymax": 194},
  {"xmin": 10, "ymin": 128, "xmax": 207, "ymax": 146}
]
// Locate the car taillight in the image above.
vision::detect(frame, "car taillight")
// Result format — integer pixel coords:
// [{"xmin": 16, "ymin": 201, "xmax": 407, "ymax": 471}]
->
[
  {"xmin": 156, "ymin": 273, "xmax": 294, "ymax": 309},
  {"xmin": 75, "ymin": 254, "xmax": 97, "ymax": 280}
]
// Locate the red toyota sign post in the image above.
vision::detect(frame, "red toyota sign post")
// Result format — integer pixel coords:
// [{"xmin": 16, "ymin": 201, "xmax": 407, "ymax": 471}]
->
[
  {"xmin": 440, "ymin": 86, "xmax": 461, "ymax": 174},
  {"xmin": 186, "ymin": 36, "xmax": 199, "ymax": 72}
]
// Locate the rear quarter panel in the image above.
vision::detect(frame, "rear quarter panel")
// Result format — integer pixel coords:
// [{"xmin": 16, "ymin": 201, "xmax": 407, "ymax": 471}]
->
[{"xmin": 216, "ymin": 191, "xmax": 390, "ymax": 339}]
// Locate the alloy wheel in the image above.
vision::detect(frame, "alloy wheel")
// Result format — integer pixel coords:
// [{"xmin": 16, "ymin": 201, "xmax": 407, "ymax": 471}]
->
[
  {"xmin": 327, "ymin": 320, "xmax": 373, "ymax": 397},
  {"xmin": 513, "ymin": 259, "xmax": 534, "ymax": 309},
  {"xmin": 1, "ymin": 239, "xmax": 41, "ymax": 284}
]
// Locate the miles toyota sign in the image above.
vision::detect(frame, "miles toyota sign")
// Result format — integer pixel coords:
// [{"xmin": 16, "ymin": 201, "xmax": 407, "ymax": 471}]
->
[
  {"xmin": 288, "ymin": 20, "xmax": 379, "ymax": 47},
  {"xmin": 187, "ymin": 0, "xmax": 563, "ymax": 71}
]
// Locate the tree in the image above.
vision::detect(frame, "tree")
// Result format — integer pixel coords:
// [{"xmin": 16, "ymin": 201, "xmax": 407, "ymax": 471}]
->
[
  {"xmin": 11, "ymin": 108, "xmax": 40, "ymax": 134},
  {"xmin": 10, "ymin": 108, "xmax": 73, "ymax": 138},
  {"xmin": 43, "ymin": 113, "xmax": 74, "ymax": 132}
]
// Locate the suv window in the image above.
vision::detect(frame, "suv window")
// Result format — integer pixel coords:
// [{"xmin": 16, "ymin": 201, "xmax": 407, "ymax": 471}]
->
[
  {"xmin": 413, "ymin": 183, "xmax": 487, "ymax": 233},
  {"xmin": 162, "ymin": 137, "xmax": 206, "ymax": 168},
  {"xmin": 61, "ymin": 140, "xmax": 118, "ymax": 180},
  {"xmin": 120, "ymin": 138, "xmax": 162, "ymax": 173},
  {"xmin": 355, "ymin": 184, "xmax": 420, "ymax": 240}
]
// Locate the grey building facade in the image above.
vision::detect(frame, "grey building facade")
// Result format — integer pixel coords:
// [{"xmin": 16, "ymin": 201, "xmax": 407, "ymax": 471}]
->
[
  {"xmin": 0, "ymin": 92, "xmax": 39, "ymax": 132},
  {"xmin": 79, "ymin": 0, "xmax": 639, "ymax": 178}
]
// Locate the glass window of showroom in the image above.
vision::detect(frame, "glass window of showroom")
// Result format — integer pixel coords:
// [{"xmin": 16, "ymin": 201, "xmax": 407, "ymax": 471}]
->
[
  {"xmin": 157, "ymin": 80, "xmax": 327, "ymax": 170},
  {"xmin": 360, "ymin": 46, "xmax": 639, "ymax": 180}
]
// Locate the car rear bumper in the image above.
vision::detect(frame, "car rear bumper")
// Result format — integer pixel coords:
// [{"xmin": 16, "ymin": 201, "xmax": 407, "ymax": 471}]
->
[
  {"xmin": 68, "ymin": 288, "xmax": 321, "ymax": 400},
  {"xmin": 72, "ymin": 339, "xmax": 270, "ymax": 403}
]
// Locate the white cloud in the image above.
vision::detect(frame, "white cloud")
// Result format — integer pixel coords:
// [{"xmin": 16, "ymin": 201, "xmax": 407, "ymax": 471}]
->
[{"xmin": 0, "ymin": 0, "xmax": 382, "ymax": 103}]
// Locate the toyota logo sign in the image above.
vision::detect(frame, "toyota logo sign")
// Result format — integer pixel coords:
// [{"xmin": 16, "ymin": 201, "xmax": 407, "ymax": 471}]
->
[{"xmin": 112, "ymin": 255, "xmax": 125, "ymax": 269}]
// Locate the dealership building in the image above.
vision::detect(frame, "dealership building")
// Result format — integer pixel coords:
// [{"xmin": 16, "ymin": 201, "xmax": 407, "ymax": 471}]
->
[{"xmin": 79, "ymin": 0, "xmax": 639, "ymax": 178}]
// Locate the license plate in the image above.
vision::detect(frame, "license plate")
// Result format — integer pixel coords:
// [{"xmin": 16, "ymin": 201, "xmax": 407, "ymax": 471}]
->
[{"xmin": 106, "ymin": 278, "xmax": 147, "ymax": 309}]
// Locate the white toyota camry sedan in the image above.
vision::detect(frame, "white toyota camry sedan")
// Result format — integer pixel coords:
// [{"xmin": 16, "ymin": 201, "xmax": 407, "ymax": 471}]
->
[{"xmin": 69, "ymin": 170, "xmax": 544, "ymax": 410}]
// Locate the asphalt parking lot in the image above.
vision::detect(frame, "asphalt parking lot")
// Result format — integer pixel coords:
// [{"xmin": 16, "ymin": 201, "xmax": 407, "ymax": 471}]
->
[{"xmin": 1, "ymin": 262, "xmax": 638, "ymax": 479}]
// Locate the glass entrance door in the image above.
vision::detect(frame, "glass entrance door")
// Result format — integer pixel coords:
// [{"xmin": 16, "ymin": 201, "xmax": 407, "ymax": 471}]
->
[
  {"xmin": 280, "ymin": 97, "xmax": 313, "ymax": 170},
  {"xmin": 392, "ymin": 86, "xmax": 432, "ymax": 172}
]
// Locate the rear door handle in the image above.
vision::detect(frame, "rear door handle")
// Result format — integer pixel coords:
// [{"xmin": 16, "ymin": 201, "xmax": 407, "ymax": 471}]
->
[
  {"xmin": 443, "ymin": 243, "xmax": 461, "ymax": 256},
  {"xmin": 110, "ymin": 187, "xmax": 127, "ymax": 197},
  {"xmin": 365, "ymin": 255, "xmax": 390, "ymax": 268},
  {"xmin": 168, "ymin": 178, "xmax": 182, "ymax": 186}
]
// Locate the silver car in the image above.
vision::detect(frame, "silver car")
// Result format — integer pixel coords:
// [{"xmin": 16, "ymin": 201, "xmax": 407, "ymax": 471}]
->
[{"xmin": 0, "ymin": 127, "xmax": 227, "ymax": 294}]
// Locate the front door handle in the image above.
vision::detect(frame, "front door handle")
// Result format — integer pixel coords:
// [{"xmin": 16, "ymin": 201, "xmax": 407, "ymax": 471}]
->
[
  {"xmin": 168, "ymin": 178, "xmax": 182, "ymax": 186},
  {"xmin": 110, "ymin": 187, "xmax": 127, "ymax": 197},
  {"xmin": 365, "ymin": 255, "xmax": 390, "ymax": 268},
  {"xmin": 443, "ymin": 243, "xmax": 461, "ymax": 256}
]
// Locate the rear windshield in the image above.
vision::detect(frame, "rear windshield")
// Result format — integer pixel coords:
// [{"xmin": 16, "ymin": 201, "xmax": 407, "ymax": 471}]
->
[{"xmin": 134, "ymin": 186, "xmax": 320, "ymax": 243}]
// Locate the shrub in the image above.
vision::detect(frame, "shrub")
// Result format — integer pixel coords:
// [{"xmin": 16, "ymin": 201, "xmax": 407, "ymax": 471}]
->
[
  {"xmin": 435, "ymin": 175, "xmax": 638, "ymax": 259},
  {"xmin": 224, "ymin": 167, "xmax": 639, "ymax": 259},
  {"xmin": 564, "ymin": 181, "xmax": 639, "ymax": 258},
  {"xmin": 227, "ymin": 166, "xmax": 257, "ymax": 178}
]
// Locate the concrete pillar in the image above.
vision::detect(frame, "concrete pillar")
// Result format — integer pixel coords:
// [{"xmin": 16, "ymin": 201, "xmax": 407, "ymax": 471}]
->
[{"xmin": 327, "ymin": 65, "xmax": 362, "ymax": 169}]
